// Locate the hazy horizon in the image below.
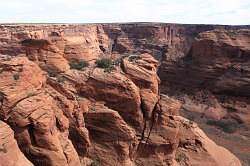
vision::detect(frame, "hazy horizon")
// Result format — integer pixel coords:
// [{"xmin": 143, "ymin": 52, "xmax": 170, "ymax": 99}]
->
[{"xmin": 1, "ymin": 0, "xmax": 250, "ymax": 25}]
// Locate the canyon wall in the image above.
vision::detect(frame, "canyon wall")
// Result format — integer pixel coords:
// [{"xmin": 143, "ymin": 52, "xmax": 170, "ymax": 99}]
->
[{"xmin": 0, "ymin": 23, "xmax": 249, "ymax": 166}]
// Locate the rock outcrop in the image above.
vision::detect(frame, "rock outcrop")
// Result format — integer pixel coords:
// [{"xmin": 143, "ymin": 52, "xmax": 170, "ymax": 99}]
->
[
  {"xmin": 176, "ymin": 116, "xmax": 242, "ymax": 166},
  {"xmin": 0, "ymin": 23, "xmax": 248, "ymax": 166},
  {"xmin": 0, "ymin": 121, "xmax": 33, "ymax": 166},
  {"xmin": 159, "ymin": 29, "xmax": 250, "ymax": 165},
  {"xmin": 85, "ymin": 103, "xmax": 138, "ymax": 166}
]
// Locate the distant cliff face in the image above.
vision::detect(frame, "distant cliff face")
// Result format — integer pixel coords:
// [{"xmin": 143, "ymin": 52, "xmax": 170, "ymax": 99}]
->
[{"xmin": 0, "ymin": 23, "xmax": 249, "ymax": 166}]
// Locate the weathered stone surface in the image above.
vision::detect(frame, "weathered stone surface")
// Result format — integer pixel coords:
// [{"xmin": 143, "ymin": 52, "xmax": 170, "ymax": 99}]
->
[
  {"xmin": 158, "ymin": 29, "xmax": 250, "ymax": 165},
  {"xmin": 196, "ymin": 30, "xmax": 250, "ymax": 95},
  {"xmin": 176, "ymin": 116, "xmax": 242, "ymax": 166},
  {"xmin": 22, "ymin": 39, "xmax": 70, "ymax": 73},
  {"xmin": 0, "ymin": 57, "xmax": 82, "ymax": 166},
  {"xmin": 0, "ymin": 56, "xmax": 46, "ymax": 120},
  {"xmin": 75, "ymin": 68, "xmax": 144, "ymax": 130},
  {"xmin": 63, "ymin": 25, "xmax": 111, "ymax": 61},
  {"xmin": 0, "ymin": 121, "xmax": 33, "ymax": 166},
  {"xmin": 46, "ymin": 86, "xmax": 91, "ymax": 157},
  {"xmin": 140, "ymin": 89, "xmax": 158, "ymax": 120},
  {"xmin": 9, "ymin": 92, "xmax": 81, "ymax": 166},
  {"xmin": 159, "ymin": 94, "xmax": 181, "ymax": 116},
  {"xmin": 121, "ymin": 53, "xmax": 160, "ymax": 93},
  {"xmin": 85, "ymin": 103, "xmax": 138, "ymax": 166}
]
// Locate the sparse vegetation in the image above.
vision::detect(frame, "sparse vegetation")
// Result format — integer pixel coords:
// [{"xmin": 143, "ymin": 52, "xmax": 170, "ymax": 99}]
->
[
  {"xmin": 206, "ymin": 119, "xmax": 241, "ymax": 133},
  {"xmin": 90, "ymin": 159, "xmax": 100, "ymax": 166},
  {"xmin": 95, "ymin": 58, "xmax": 114, "ymax": 73},
  {"xmin": 13, "ymin": 73, "xmax": 20, "ymax": 80},
  {"xmin": 95, "ymin": 58, "xmax": 113, "ymax": 69},
  {"xmin": 69, "ymin": 60, "xmax": 89, "ymax": 70}
]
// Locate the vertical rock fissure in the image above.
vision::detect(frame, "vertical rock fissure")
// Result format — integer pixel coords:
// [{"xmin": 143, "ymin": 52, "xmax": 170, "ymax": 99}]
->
[{"xmin": 145, "ymin": 102, "xmax": 159, "ymax": 144}]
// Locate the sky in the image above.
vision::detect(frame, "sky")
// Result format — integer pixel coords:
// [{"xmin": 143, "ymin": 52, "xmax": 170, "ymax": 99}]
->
[{"xmin": 0, "ymin": 0, "xmax": 250, "ymax": 25}]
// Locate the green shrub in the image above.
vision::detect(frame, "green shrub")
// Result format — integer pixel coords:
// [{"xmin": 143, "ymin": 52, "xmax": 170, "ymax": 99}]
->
[
  {"xmin": 13, "ymin": 73, "xmax": 20, "ymax": 80},
  {"xmin": 95, "ymin": 58, "xmax": 113, "ymax": 69},
  {"xmin": 69, "ymin": 60, "xmax": 89, "ymax": 70}
]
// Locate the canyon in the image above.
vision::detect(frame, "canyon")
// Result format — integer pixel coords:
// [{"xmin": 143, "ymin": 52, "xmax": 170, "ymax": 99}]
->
[{"xmin": 0, "ymin": 23, "xmax": 249, "ymax": 166}]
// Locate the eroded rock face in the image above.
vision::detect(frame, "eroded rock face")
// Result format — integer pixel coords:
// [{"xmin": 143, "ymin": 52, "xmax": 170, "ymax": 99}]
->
[
  {"xmin": 159, "ymin": 29, "xmax": 250, "ymax": 165},
  {"xmin": 121, "ymin": 53, "xmax": 160, "ymax": 120},
  {"xmin": 85, "ymin": 103, "xmax": 138, "ymax": 166},
  {"xmin": 22, "ymin": 38, "xmax": 70, "ymax": 73},
  {"xmin": 0, "ymin": 25, "xmax": 110, "ymax": 62},
  {"xmin": 0, "ymin": 121, "xmax": 33, "ymax": 166},
  {"xmin": 0, "ymin": 56, "xmax": 46, "ymax": 120},
  {"xmin": 74, "ymin": 68, "xmax": 144, "ymax": 130},
  {"xmin": 160, "ymin": 29, "xmax": 250, "ymax": 95},
  {"xmin": 10, "ymin": 92, "xmax": 81, "ymax": 166},
  {"xmin": 0, "ymin": 56, "xmax": 83, "ymax": 166},
  {"xmin": 0, "ymin": 24, "xmax": 247, "ymax": 166},
  {"xmin": 176, "ymin": 116, "xmax": 242, "ymax": 166}
]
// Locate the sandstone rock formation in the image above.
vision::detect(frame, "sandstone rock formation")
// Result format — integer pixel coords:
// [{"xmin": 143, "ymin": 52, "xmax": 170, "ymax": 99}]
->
[
  {"xmin": 0, "ymin": 23, "xmax": 248, "ymax": 166},
  {"xmin": 0, "ymin": 121, "xmax": 33, "ymax": 166},
  {"xmin": 159, "ymin": 29, "xmax": 250, "ymax": 165}
]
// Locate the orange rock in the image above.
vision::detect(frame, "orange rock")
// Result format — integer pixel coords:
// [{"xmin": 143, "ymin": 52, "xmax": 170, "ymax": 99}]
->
[
  {"xmin": 0, "ymin": 24, "xmax": 246, "ymax": 166},
  {"xmin": 85, "ymin": 103, "xmax": 138, "ymax": 166},
  {"xmin": 76, "ymin": 68, "xmax": 144, "ymax": 130},
  {"xmin": 21, "ymin": 39, "xmax": 70, "ymax": 73},
  {"xmin": 140, "ymin": 89, "xmax": 159, "ymax": 120},
  {"xmin": 159, "ymin": 94, "xmax": 181, "ymax": 116},
  {"xmin": 176, "ymin": 116, "xmax": 242, "ymax": 166},
  {"xmin": 0, "ymin": 56, "xmax": 46, "ymax": 120},
  {"xmin": 121, "ymin": 53, "xmax": 160, "ymax": 94},
  {"xmin": 9, "ymin": 92, "xmax": 81, "ymax": 166},
  {"xmin": 0, "ymin": 121, "xmax": 33, "ymax": 166}
]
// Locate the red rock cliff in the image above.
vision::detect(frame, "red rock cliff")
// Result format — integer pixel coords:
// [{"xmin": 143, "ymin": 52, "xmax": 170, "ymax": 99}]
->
[{"xmin": 0, "ymin": 23, "xmax": 248, "ymax": 166}]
